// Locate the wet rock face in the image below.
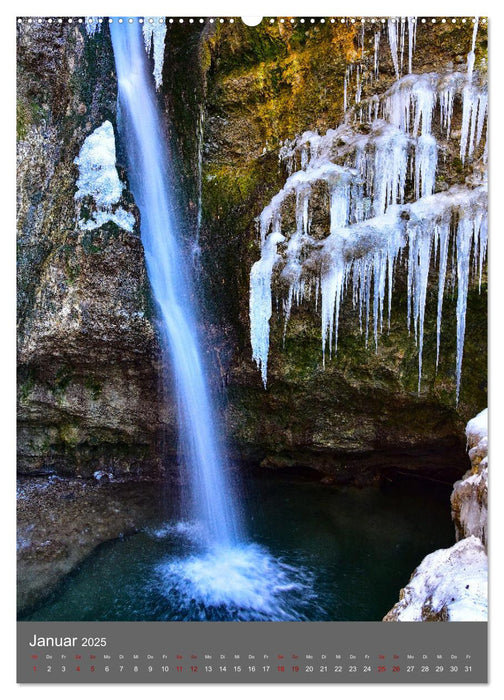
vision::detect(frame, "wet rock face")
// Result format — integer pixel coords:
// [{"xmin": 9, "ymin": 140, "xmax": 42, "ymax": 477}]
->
[
  {"xmin": 17, "ymin": 22, "xmax": 169, "ymax": 478},
  {"xmin": 195, "ymin": 20, "xmax": 488, "ymax": 480},
  {"xmin": 16, "ymin": 223, "xmax": 172, "ymax": 477},
  {"xmin": 17, "ymin": 477, "xmax": 162, "ymax": 613},
  {"xmin": 384, "ymin": 409, "xmax": 488, "ymax": 621}
]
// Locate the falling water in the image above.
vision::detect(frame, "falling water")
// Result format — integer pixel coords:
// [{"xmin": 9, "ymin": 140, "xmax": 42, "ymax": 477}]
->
[
  {"xmin": 110, "ymin": 22, "xmax": 241, "ymax": 549},
  {"xmin": 110, "ymin": 21, "xmax": 312, "ymax": 620}
]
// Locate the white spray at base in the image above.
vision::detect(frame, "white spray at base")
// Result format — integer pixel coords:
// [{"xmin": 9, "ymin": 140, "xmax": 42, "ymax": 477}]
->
[
  {"xmin": 250, "ymin": 22, "xmax": 487, "ymax": 403},
  {"xmin": 110, "ymin": 21, "xmax": 313, "ymax": 619}
]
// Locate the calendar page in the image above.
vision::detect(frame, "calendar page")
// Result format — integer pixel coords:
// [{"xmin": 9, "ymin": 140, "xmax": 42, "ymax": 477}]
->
[{"xmin": 16, "ymin": 12, "xmax": 488, "ymax": 684}]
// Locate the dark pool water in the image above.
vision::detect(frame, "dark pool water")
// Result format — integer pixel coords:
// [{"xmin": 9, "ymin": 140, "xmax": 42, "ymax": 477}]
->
[{"xmin": 20, "ymin": 470, "xmax": 455, "ymax": 622}]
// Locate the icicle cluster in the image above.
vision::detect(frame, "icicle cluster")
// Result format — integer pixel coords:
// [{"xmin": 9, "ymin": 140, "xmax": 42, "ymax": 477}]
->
[
  {"xmin": 84, "ymin": 16, "xmax": 167, "ymax": 91},
  {"xmin": 250, "ymin": 32, "xmax": 487, "ymax": 402},
  {"xmin": 386, "ymin": 18, "xmax": 417, "ymax": 79},
  {"xmin": 346, "ymin": 17, "xmax": 417, "ymax": 111},
  {"xmin": 85, "ymin": 17, "xmax": 102, "ymax": 36},
  {"xmin": 142, "ymin": 19, "xmax": 167, "ymax": 90}
]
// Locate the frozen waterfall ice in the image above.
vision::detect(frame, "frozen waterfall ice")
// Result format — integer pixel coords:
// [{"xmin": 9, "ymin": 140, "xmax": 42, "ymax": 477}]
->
[{"xmin": 250, "ymin": 38, "xmax": 487, "ymax": 402}]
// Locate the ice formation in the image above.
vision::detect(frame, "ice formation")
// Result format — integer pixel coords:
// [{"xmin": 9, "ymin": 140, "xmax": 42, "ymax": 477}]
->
[
  {"xmin": 84, "ymin": 16, "xmax": 166, "ymax": 90},
  {"xmin": 142, "ymin": 18, "xmax": 167, "ymax": 90},
  {"xmin": 384, "ymin": 18, "xmax": 417, "ymax": 80},
  {"xmin": 250, "ymin": 24, "xmax": 487, "ymax": 401},
  {"xmin": 74, "ymin": 120, "xmax": 135, "ymax": 232}
]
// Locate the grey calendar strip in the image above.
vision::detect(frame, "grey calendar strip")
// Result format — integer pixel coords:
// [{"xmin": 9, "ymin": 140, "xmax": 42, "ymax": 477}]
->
[{"xmin": 18, "ymin": 621, "xmax": 487, "ymax": 683}]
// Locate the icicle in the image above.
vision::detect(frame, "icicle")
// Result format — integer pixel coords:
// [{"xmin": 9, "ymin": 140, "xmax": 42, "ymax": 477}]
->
[
  {"xmin": 460, "ymin": 86, "xmax": 472, "ymax": 164},
  {"xmin": 478, "ymin": 215, "xmax": 488, "ymax": 291},
  {"xmin": 374, "ymin": 32, "xmax": 381, "ymax": 77},
  {"xmin": 388, "ymin": 19, "xmax": 400, "ymax": 79},
  {"xmin": 85, "ymin": 17, "xmax": 102, "ymax": 36},
  {"xmin": 280, "ymin": 186, "xmax": 312, "ymax": 340},
  {"xmin": 460, "ymin": 85, "xmax": 486, "ymax": 164},
  {"xmin": 439, "ymin": 82, "xmax": 456, "ymax": 139},
  {"xmin": 467, "ymin": 17, "xmax": 479, "ymax": 82},
  {"xmin": 475, "ymin": 91, "xmax": 488, "ymax": 150},
  {"xmin": 455, "ymin": 218, "xmax": 473, "ymax": 402},
  {"xmin": 409, "ymin": 228, "xmax": 433, "ymax": 392},
  {"xmin": 407, "ymin": 17, "xmax": 416, "ymax": 74},
  {"xmin": 399, "ymin": 18, "xmax": 406, "ymax": 76},
  {"xmin": 471, "ymin": 17, "xmax": 480, "ymax": 52},
  {"xmin": 414, "ymin": 134, "xmax": 437, "ymax": 199},
  {"xmin": 143, "ymin": 18, "xmax": 167, "ymax": 90},
  {"xmin": 372, "ymin": 126, "xmax": 408, "ymax": 216},
  {"xmin": 435, "ymin": 222, "xmax": 450, "ymax": 369},
  {"xmin": 467, "ymin": 97, "xmax": 479, "ymax": 161},
  {"xmin": 250, "ymin": 232, "xmax": 285, "ymax": 387},
  {"xmin": 344, "ymin": 69, "xmax": 348, "ymax": 112},
  {"xmin": 329, "ymin": 181, "xmax": 350, "ymax": 232},
  {"xmin": 372, "ymin": 250, "xmax": 387, "ymax": 349},
  {"xmin": 320, "ymin": 258, "xmax": 345, "ymax": 362}
]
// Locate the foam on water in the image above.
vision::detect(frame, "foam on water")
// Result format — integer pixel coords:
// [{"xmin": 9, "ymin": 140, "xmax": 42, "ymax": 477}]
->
[
  {"xmin": 155, "ymin": 541, "xmax": 318, "ymax": 621},
  {"xmin": 148, "ymin": 520, "xmax": 205, "ymax": 542}
]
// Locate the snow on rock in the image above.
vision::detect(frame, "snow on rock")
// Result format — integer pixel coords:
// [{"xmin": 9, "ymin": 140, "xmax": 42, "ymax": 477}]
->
[
  {"xmin": 451, "ymin": 408, "xmax": 488, "ymax": 547},
  {"xmin": 451, "ymin": 467, "xmax": 488, "ymax": 548},
  {"xmin": 74, "ymin": 121, "xmax": 135, "ymax": 232},
  {"xmin": 383, "ymin": 536, "xmax": 488, "ymax": 621},
  {"xmin": 466, "ymin": 407, "xmax": 488, "ymax": 450}
]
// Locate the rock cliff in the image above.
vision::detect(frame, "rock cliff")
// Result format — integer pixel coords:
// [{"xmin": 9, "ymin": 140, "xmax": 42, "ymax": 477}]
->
[
  {"xmin": 451, "ymin": 408, "xmax": 488, "ymax": 547},
  {"xmin": 17, "ymin": 18, "xmax": 488, "ymax": 483},
  {"xmin": 384, "ymin": 408, "xmax": 488, "ymax": 621},
  {"xmin": 196, "ymin": 19, "xmax": 487, "ymax": 482},
  {"xmin": 17, "ymin": 21, "xmax": 167, "ymax": 478}
]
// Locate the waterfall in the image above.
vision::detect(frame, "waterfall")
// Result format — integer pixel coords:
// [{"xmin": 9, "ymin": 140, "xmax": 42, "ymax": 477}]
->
[
  {"xmin": 110, "ymin": 21, "xmax": 241, "ymax": 549},
  {"xmin": 107, "ymin": 22, "xmax": 317, "ymax": 620}
]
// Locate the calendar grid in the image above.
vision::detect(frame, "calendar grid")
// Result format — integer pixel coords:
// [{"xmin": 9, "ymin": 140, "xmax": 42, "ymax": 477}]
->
[{"xmin": 18, "ymin": 621, "xmax": 487, "ymax": 683}]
